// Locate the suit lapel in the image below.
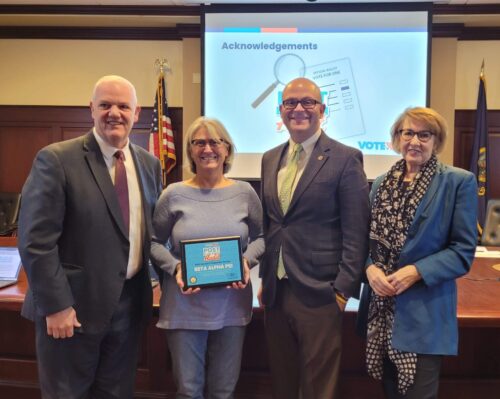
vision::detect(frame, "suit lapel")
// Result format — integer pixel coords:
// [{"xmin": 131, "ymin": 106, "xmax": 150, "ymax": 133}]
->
[
  {"xmin": 287, "ymin": 132, "xmax": 330, "ymax": 213},
  {"xmin": 83, "ymin": 132, "xmax": 129, "ymax": 240},
  {"xmin": 269, "ymin": 144, "xmax": 288, "ymax": 217}
]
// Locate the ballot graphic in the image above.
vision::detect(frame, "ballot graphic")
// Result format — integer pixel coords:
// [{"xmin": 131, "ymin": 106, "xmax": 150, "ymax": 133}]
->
[
  {"xmin": 308, "ymin": 58, "xmax": 365, "ymax": 139},
  {"xmin": 273, "ymin": 56, "xmax": 365, "ymax": 140}
]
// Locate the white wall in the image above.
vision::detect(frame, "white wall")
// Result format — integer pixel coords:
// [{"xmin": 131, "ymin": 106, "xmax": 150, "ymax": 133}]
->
[
  {"xmin": 0, "ymin": 37, "xmax": 498, "ymax": 169},
  {"xmin": 455, "ymin": 41, "xmax": 500, "ymax": 109},
  {"xmin": 431, "ymin": 38, "xmax": 458, "ymax": 165},
  {"xmin": 0, "ymin": 39, "xmax": 184, "ymax": 107}
]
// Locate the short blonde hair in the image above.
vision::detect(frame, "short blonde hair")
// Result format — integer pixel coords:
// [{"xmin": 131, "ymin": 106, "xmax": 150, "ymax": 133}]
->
[
  {"xmin": 390, "ymin": 107, "xmax": 448, "ymax": 154},
  {"xmin": 185, "ymin": 117, "xmax": 235, "ymax": 174}
]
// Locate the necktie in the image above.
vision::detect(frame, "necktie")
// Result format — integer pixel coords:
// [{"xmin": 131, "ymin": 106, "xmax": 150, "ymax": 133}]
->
[
  {"xmin": 279, "ymin": 143, "xmax": 303, "ymax": 213},
  {"xmin": 114, "ymin": 150, "xmax": 129, "ymax": 233},
  {"xmin": 277, "ymin": 143, "xmax": 303, "ymax": 279}
]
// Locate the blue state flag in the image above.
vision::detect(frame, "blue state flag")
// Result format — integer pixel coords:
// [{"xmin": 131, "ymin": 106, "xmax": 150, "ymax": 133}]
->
[{"xmin": 469, "ymin": 64, "xmax": 489, "ymax": 232}]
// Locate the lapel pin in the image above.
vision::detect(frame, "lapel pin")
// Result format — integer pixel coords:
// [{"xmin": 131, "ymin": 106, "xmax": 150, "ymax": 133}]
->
[{"xmin": 318, "ymin": 155, "xmax": 324, "ymax": 161}]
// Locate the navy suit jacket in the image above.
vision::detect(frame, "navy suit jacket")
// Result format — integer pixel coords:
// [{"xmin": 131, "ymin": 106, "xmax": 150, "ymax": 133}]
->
[
  {"xmin": 358, "ymin": 162, "xmax": 477, "ymax": 355},
  {"xmin": 19, "ymin": 131, "xmax": 163, "ymax": 334},
  {"xmin": 260, "ymin": 132, "xmax": 370, "ymax": 307}
]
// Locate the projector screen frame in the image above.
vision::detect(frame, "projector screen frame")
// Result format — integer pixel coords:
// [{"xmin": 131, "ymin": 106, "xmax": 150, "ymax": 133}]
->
[{"xmin": 201, "ymin": 2, "xmax": 433, "ymax": 180}]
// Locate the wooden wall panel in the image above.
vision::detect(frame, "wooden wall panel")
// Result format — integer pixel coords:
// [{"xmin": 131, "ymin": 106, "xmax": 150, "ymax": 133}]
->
[
  {"xmin": 454, "ymin": 109, "xmax": 500, "ymax": 199},
  {"xmin": 1, "ymin": 309, "xmax": 498, "ymax": 399},
  {"xmin": 60, "ymin": 126, "xmax": 91, "ymax": 142},
  {"xmin": 0, "ymin": 310, "xmax": 36, "ymax": 358},
  {"xmin": 0, "ymin": 106, "xmax": 183, "ymax": 193},
  {"xmin": 0, "ymin": 127, "xmax": 55, "ymax": 192}
]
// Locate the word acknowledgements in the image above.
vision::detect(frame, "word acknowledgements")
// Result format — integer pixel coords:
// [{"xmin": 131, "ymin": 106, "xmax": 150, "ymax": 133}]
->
[{"xmin": 221, "ymin": 42, "xmax": 318, "ymax": 52}]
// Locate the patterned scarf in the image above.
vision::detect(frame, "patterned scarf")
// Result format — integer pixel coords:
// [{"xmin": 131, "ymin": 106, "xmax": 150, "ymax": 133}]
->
[{"xmin": 366, "ymin": 154, "xmax": 437, "ymax": 394}]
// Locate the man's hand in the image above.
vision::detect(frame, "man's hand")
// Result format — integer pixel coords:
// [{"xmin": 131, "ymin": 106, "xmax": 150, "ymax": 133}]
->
[
  {"xmin": 175, "ymin": 263, "xmax": 200, "ymax": 295},
  {"xmin": 46, "ymin": 307, "xmax": 81, "ymax": 339},
  {"xmin": 387, "ymin": 265, "xmax": 422, "ymax": 295},
  {"xmin": 366, "ymin": 264, "xmax": 397, "ymax": 297}
]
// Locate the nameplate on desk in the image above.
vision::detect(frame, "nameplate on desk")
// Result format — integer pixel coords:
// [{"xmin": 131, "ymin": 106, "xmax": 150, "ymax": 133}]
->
[{"xmin": 180, "ymin": 236, "xmax": 243, "ymax": 289}]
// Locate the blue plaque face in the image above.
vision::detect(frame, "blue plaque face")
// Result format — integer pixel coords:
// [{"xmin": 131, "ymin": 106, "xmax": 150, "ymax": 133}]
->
[{"xmin": 180, "ymin": 236, "xmax": 243, "ymax": 289}]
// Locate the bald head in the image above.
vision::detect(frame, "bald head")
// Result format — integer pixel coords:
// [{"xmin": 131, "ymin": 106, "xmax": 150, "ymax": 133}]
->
[
  {"xmin": 280, "ymin": 77, "xmax": 325, "ymax": 143},
  {"xmin": 282, "ymin": 78, "xmax": 322, "ymax": 102},
  {"xmin": 92, "ymin": 75, "xmax": 138, "ymax": 106}
]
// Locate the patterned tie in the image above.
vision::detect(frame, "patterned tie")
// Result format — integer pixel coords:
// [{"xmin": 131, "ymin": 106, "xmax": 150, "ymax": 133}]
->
[
  {"xmin": 114, "ymin": 150, "xmax": 129, "ymax": 233},
  {"xmin": 277, "ymin": 143, "xmax": 303, "ymax": 279}
]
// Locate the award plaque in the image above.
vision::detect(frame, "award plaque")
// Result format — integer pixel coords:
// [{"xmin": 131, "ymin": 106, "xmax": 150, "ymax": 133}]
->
[{"xmin": 180, "ymin": 236, "xmax": 243, "ymax": 289}]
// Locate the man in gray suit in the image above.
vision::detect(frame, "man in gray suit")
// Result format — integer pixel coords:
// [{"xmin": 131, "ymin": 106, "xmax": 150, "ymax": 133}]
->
[
  {"xmin": 260, "ymin": 77, "xmax": 369, "ymax": 398},
  {"xmin": 18, "ymin": 75, "xmax": 163, "ymax": 398}
]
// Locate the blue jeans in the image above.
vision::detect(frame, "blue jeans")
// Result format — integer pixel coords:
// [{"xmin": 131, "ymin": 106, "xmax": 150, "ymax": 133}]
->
[{"xmin": 166, "ymin": 326, "xmax": 246, "ymax": 399}]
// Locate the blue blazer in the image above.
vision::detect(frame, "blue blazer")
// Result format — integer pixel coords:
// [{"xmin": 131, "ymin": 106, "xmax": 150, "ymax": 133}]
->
[{"xmin": 358, "ymin": 162, "xmax": 477, "ymax": 355}]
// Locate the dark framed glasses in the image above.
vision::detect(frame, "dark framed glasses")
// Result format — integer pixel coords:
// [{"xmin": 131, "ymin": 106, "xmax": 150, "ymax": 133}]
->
[
  {"xmin": 398, "ymin": 129, "xmax": 435, "ymax": 143},
  {"xmin": 282, "ymin": 98, "xmax": 322, "ymax": 110},
  {"xmin": 191, "ymin": 138, "xmax": 225, "ymax": 148}
]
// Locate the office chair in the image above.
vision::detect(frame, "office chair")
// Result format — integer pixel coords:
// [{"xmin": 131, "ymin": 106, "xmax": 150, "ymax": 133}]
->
[
  {"xmin": 481, "ymin": 199, "xmax": 500, "ymax": 246},
  {"xmin": 0, "ymin": 192, "xmax": 21, "ymax": 236}
]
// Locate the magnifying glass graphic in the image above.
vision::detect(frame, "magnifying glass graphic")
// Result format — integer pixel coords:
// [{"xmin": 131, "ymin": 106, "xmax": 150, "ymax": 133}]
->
[{"xmin": 251, "ymin": 53, "xmax": 306, "ymax": 109}]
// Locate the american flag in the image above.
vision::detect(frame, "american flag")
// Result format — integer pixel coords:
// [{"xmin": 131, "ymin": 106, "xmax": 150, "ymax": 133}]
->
[{"xmin": 149, "ymin": 73, "xmax": 176, "ymax": 182}]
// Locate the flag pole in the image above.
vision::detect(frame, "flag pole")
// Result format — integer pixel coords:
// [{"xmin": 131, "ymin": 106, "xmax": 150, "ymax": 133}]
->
[{"xmin": 154, "ymin": 58, "xmax": 171, "ymax": 186}]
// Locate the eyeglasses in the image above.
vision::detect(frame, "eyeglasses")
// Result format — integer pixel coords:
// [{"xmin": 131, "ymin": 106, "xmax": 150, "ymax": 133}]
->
[
  {"xmin": 398, "ymin": 129, "xmax": 435, "ymax": 143},
  {"xmin": 282, "ymin": 98, "xmax": 322, "ymax": 110},
  {"xmin": 191, "ymin": 138, "xmax": 226, "ymax": 148}
]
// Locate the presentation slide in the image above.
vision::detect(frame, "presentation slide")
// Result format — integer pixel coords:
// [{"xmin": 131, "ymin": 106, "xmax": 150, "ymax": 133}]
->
[{"xmin": 203, "ymin": 8, "xmax": 430, "ymax": 179}]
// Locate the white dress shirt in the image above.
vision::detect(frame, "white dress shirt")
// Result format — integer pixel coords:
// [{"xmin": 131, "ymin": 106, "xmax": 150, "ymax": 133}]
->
[{"xmin": 93, "ymin": 129, "xmax": 144, "ymax": 279}]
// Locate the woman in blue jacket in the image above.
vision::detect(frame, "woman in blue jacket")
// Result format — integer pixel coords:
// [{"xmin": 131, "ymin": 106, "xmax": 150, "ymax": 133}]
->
[{"xmin": 358, "ymin": 107, "xmax": 478, "ymax": 398}]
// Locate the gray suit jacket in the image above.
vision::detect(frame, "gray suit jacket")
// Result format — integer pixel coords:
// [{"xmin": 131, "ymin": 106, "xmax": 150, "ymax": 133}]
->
[
  {"xmin": 260, "ymin": 132, "xmax": 369, "ymax": 307},
  {"xmin": 19, "ymin": 131, "xmax": 163, "ymax": 334}
]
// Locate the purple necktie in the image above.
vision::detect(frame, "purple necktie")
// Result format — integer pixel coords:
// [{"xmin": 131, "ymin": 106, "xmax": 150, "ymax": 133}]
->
[{"xmin": 114, "ymin": 150, "xmax": 129, "ymax": 233}]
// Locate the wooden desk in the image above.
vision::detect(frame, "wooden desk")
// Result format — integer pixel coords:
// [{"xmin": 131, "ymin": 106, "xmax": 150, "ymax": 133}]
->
[
  {"xmin": 1, "ymin": 236, "xmax": 499, "ymax": 398},
  {"xmin": 4, "ymin": 236, "xmax": 499, "ymax": 324},
  {"xmin": 457, "ymin": 254, "xmax": 500, "ymax": 327}
]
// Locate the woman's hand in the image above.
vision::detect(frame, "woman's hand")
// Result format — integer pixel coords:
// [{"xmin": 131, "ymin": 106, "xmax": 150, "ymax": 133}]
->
[
  {"xmin": 366, "ymin": 264, "xmax": 396, "ymax": 297},
  {"xmin": 175, "ymin": 263, "xmax": 201, "ymax": 295},
  {"xmin": 387, "ymin": 265, "xmax": 422, "ymax": 295},
  {"xmin": 229, "ymin": 258, "xmax": 250, "ymax": 290}
]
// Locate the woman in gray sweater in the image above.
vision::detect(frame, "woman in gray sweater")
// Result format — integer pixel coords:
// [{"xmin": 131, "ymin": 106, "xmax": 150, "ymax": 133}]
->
[{"xmin": 151, "ymin": 117, "xmax": 264, "ymax": 399}]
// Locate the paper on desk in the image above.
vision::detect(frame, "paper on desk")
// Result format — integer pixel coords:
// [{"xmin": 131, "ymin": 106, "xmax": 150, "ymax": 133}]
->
[
  {"xmin": 475, "ymin": 250, "xmax": 500, "ymax": 258},
  {"xmin": 0, "ymin": 247, "xmax": 21, "ymax": 278}
]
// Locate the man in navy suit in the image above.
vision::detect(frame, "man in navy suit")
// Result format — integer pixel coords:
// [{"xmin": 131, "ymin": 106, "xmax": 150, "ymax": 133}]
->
[
  {"xmin": 260, "ymin": 77, "xmax": 370, "ymax": 398},
  {"xmin": 18, "ymin": 75, "xmax": 163, "ymax": 398}
]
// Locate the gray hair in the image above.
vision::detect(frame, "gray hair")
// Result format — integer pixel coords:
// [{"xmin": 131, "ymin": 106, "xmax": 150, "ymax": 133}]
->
[{"xmin": 185, "ymin": 117, "xmax": 235, "ymax": 174}]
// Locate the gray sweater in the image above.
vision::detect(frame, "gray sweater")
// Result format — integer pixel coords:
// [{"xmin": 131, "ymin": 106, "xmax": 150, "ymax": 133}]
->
[{"xmin": 151, "ymin": 180, "xmax": 264, "ymax": 330}]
